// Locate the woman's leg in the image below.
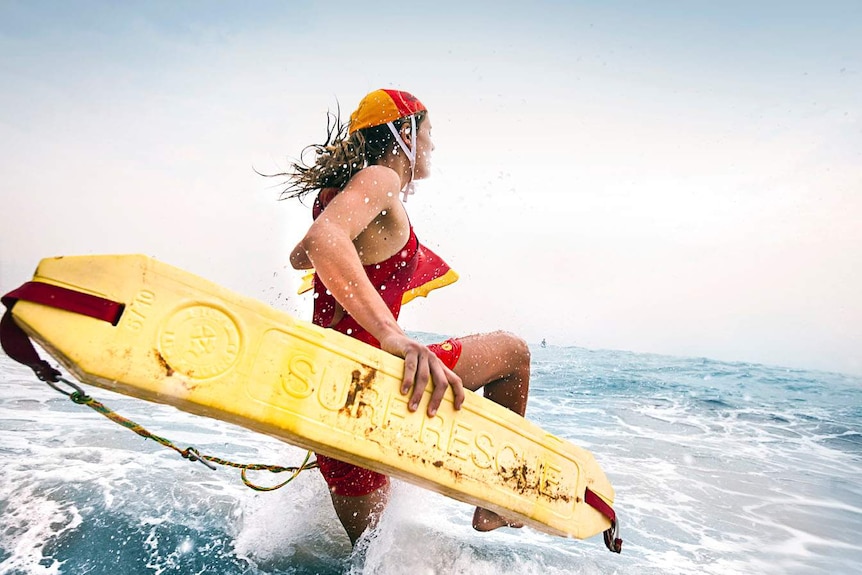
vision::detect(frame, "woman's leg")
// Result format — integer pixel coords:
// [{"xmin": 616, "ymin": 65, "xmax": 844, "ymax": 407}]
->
[
  {"xmin": 328, "ymin": 481, "xmax": 390, "ymax": 545},
  {"xmin": 451, "ymin": 330, "xmax": 532, "ymax": 531},
  {"xmin": 316, "ymin": 455, "xmax": 390, "ymax": 545},
  {"xmin": 324, "ymin": 330, "xmax": 531, "ymax": 541}
]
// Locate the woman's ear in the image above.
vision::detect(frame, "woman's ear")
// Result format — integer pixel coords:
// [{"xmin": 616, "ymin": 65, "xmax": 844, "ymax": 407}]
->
[{"xmin": 399, "ymin": 122, "xmax": 413, "ymax": 151}]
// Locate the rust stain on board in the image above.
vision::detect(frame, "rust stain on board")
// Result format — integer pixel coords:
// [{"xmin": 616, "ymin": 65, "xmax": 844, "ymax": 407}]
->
[
  {"xmin": 499, "ymin": 460, "xmax": 572, "ymax": 503},
  {"xmin": 154, "ymin": 350, "xmax": 175, "ymax": 376},
  {"xmin": 153, "ymin": 349, "xmax": 197, "ymax": 391},
  {"xmin": 357, "ymin": 401, "xmax": 371, "ymax": 418},
  {"xmin": 340, "ymin": 368, "xmax": 378, "ymax": 417}
]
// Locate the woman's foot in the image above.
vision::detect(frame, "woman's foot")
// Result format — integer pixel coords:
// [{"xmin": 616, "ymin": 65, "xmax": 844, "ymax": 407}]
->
[{"xmin": 472, "ymin": 507, "xmax": 524, "ymax": 531}]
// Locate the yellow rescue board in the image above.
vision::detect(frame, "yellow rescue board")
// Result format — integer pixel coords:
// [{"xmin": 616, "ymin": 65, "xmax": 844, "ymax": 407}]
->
[{"xmin": 11, "ymin": 254, "xmax": 614, "ymax": 540}]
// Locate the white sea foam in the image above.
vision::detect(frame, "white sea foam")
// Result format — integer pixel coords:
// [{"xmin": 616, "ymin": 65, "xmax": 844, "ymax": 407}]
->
[{"xmin": 2, "ymin": 346, "xmax": 861, "ymax": 574}]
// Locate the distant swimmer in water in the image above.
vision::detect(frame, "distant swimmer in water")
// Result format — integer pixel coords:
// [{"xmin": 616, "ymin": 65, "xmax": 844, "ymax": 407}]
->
[
  {"xmin": 270, "ymin": 89, "xmax": 533, "ymax": 545},
  {"xmin": 541, "ymin": 338, "xmax": 547, "ymax": 348}
]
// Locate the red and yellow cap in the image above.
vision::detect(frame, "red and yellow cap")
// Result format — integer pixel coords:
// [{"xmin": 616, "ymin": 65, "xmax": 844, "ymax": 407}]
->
[{"xmin": 348, "ymin": 89, "xmax": 426, "ymax": 134}]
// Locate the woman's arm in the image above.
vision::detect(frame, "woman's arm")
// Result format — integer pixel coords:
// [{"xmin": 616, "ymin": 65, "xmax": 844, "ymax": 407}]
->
[
  {"xmin": 289, "ymin": 242, "xmax": 313, "ymax": 270},
  {"xmin": 296, "ymin": 166, "xmax": 465, "ymax": 415},
  {"xmin": 299, "ymin": 166, "xmax": 405, "ymax": 343}
]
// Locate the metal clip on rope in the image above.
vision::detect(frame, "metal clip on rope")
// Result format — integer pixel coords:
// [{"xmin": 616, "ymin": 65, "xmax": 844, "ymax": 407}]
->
[
  {"xmin": 46, "ymin": 376, "xmax": 90, "ymax": 402},
  {"xmin": 604, "ymin": 518, "xmax": 623, "ymax": 553},
  {"xmin": 183, "ymin": 447, "xmax": 218, "ymax": 470}
]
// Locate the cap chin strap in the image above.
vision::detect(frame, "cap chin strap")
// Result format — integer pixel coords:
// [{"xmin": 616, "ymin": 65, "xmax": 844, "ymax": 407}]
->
[{"xmin": 386, "ymin": 116, "xmax": 417, "ymax": 202}]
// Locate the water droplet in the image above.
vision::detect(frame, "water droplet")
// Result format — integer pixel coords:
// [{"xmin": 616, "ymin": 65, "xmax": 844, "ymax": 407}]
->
[{"xmin": 178, "ymin": 539, "xmax": 194, "ymax": 554}]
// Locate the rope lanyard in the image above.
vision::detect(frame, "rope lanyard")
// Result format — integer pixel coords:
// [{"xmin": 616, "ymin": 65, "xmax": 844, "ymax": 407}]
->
[
  {"xmin": 1, "ymin": 281, "xmax": 317, "ymax": 491},
  {"xmin": 47, "ymin": 377, "xmax": 317, "ymax": 490}
]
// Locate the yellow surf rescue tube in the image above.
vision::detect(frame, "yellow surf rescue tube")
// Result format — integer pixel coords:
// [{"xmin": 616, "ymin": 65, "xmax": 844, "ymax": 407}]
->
[{"xmin": 5, "ymin": 254, "xmax": 617, "ymax": 543}]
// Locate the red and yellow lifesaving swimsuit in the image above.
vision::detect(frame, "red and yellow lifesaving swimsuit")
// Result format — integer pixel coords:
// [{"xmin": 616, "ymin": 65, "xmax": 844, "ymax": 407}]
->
[{"xmin": 307, "ymin": 188, "xmax": 460, "ymax": 496}]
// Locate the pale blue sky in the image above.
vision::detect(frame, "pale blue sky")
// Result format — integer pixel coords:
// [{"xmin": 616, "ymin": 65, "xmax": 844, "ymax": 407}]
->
[{"xmin": 1, "ymin": 1, "xmax": 860, "ymax": 374}]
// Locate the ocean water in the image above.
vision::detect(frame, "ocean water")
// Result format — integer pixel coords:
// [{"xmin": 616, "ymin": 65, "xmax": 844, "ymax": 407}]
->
[{"xmin": 1, "ymin": 341, "xmax": 860, "ymax": 575}]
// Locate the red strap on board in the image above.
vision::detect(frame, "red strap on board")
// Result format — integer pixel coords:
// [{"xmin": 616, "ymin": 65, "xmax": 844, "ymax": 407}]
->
[
  {"xmin": 585, "ymin": 487, "xmax": 623, "ymax": 553},
  {"xmin": 1, "ymin": 282, "xmax": 124, "ymax": 381},
  {"xmin": 1, "ymin": 282, "xmax": 124, "ymax": 325}
]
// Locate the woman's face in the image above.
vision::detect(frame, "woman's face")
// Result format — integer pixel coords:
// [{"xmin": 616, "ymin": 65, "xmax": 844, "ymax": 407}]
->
[{"xmin": 413, "ymin": 114, "xmax": 434, "ymax": 180}]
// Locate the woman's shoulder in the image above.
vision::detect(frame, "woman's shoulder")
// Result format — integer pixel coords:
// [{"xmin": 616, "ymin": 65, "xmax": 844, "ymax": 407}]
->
[
  {"xmin": 315, "ymin": 165, "xmax": 405, "ymax": 221},
  {"xmin": 339, "ymin": 165, "xmax": 403, "ymax": 203},
  {"xmin": 352, "ymin": 164, "xmax": 401, "ymax": 186}
]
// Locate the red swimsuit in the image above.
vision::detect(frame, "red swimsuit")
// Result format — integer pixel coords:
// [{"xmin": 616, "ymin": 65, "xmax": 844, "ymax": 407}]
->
[
  {"xmin": 310, "ymin": 188, "xmax": 461, "ymax": 497},
  {"xmin": 312, "ymin": 226, "xmax": 419, "ymax": 347}
]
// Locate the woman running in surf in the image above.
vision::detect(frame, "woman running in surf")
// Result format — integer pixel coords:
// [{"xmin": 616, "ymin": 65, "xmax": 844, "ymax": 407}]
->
[{"xmin": 276, "ymin": 88, "xmax": 532, "ymax": 545}]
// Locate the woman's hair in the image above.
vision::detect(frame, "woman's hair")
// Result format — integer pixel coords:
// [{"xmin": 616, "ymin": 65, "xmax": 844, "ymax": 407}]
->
[{"xmin": 267, "ymin": 108, "xmax": 427, "ymax": 202}]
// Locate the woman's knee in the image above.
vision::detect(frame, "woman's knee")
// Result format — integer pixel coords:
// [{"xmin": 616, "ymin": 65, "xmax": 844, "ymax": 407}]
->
[
  {"xmin": 493, "ymin": 330, "xmax": 531, "ymax": 369},
  {"xmin": 456, "ymin": 331, "xmax": 531, "ymax": 391}
]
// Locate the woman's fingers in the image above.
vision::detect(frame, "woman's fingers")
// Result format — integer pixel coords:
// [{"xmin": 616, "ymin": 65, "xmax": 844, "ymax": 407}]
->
[
  {"xmin": 400, "ymin": 348, "xmax": 417, "ymax": 395},
  {"xmin": 426, "ymin": 363, "xmax": 464, "ymax": 417},
  {"xmin": 445, "ymin": 365, "xmax": 466, "ymax": 411},
  {"xmin": 407, "ymin": 347, "xmax": 431, "ymax": 411},
  {"xmin": 385, "ymin": 335, "xmax": 464, "ymax": 415},
  {"xmin": 407, "ymin": 349, "xmax": 465, "ymax": 416}
]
